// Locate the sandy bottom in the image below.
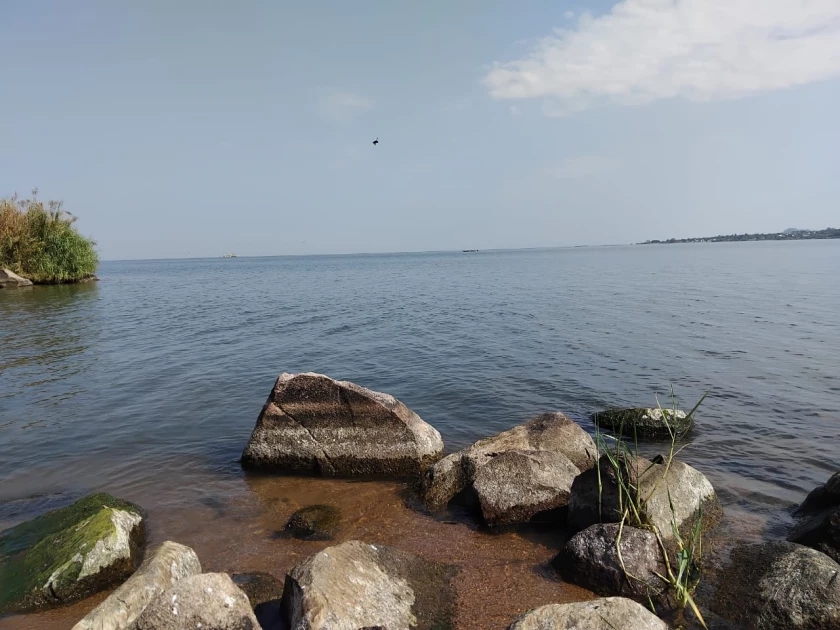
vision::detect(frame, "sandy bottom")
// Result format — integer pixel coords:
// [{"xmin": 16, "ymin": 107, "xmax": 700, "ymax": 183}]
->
[{"xmin": 1, "ymin": 471, "xmax": 601, "ymax": 630}]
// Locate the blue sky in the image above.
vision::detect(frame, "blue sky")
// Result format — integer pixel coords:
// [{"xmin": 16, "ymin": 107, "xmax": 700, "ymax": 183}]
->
[{"xmin": 1, "ymin": 1, "xmax": 839, "ymax": 259}]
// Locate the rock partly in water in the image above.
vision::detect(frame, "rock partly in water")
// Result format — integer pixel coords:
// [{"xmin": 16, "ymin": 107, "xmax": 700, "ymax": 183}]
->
[
  {"xmin": 568, "ymin": 453, "xmax": 721, "ymax": 547},
  {"xmin": 133, "ymin": 572, "xmax": 259, "ymax": 630},
  {"xmin": 507, "ymin": 597, "xmax": 669, "ymax": 630},
  {"xmin": 420, "ymin": 412, "xmax": 596, "ymax": 526},
  {"xmin": 592, "ymin": 407, "xmax": 692, "ymax": 439},
  {"xmin": 0, "ymin": 268, "xmax": 33, "ymax": 288},
  {"xmin": 72, "ymin": 540, "xmax": 201, "ymax": 630},
  {"xmin": 241, "ymin": 372, "xmax": 444, "ymax": 478},
  {"xmin": 713, "ymin": 541, "xmax": 840, "ymax": 630},
  {"xmin": 280, "ymin": 539, "xmax": 457, "ymax": 630},
  {"xmin": 0, "ymin": 493, "xmax": 145, "ymax": 614},
  {"xmin": 789, "ymin": 471, "xmax": 840, "ymax": 563},
  {"xmin": 553, "ymin": 523, "xmax": 671, "ymax": 608},
  {"xmin": 284, "ymin": 504, "xmax": 341, "ymax": 540},
  {"xmin": 231, "ymin": 572, "xmax": 285, "ymax": 630}
]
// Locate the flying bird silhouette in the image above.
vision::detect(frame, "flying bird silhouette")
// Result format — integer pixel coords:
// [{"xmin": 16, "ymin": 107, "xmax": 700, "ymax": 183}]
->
[{"xmin": 372, "ymin": 137, "xmax": 379, "ymax": 146}]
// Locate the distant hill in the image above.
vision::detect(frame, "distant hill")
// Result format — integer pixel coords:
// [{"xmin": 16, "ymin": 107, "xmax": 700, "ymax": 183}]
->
[{"xmin": 642, "ymin": 227, "xmax": 840, "ymax": 245}]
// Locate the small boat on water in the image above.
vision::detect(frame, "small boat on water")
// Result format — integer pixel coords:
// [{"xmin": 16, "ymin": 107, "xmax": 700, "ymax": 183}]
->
[
  {"xmin": 222, "ymin": 253, "xmax": 238, "ymax": 258},
  {"xmin": 462, "ymin": 249, "xmax": 479, "ymax": 253}
]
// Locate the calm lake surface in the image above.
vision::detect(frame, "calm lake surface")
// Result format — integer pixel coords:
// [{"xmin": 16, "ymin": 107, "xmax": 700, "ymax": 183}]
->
[{"xmin": 1, "ymin": 241, "xmax": 839, "ymax": 628}]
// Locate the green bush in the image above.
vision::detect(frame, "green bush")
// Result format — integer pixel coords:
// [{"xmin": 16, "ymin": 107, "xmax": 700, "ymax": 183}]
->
[{"xmin": 0, "ymin": 191, "xmax": 98, "ymax": 283}]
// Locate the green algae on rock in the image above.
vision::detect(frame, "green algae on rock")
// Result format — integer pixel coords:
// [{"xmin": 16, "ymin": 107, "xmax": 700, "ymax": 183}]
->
[
  {"xmin": 0, "ymin": 493, "xmax": 145, "ymax": 613},
  {"xmin": 284, "ymin": 504, "xmax": 342, "ymax": 540}
]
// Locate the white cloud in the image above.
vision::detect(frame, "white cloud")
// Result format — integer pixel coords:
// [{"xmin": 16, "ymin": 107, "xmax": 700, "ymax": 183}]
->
[
  {"xmin": 318, "ymin": 90, "xmax": 374, "ymax": 121},
  {"xmin": 564, "ymin": 10, "xmax": 575, "ymax": 19},
  {"xmin": 484, "ymin": 0, "xmax": 840, "ymax": 115},
  {"xmin": 509, "ymin": 105, "xmax": 521, "ymax": 116},
  {"xmin": 545, "ymin": 156, "xmax": 619, "ymax": 179}
]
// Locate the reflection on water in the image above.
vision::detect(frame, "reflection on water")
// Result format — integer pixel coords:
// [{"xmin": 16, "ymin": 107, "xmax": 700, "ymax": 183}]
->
[{"xmin": 1, "ymin": 243, "xmax": 839, "ymax": 628}]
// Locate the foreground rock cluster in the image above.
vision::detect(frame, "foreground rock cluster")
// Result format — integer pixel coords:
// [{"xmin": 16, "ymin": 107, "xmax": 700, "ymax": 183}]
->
[{"xmin": 3, "ymin": 372, "xmax": 837, "ymax": 629}]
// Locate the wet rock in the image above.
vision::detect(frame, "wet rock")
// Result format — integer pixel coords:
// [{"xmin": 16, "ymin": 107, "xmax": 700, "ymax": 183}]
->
[
  {"xmin": 241, "ymin": 372, "xmax": 443, "ymax": 478},
  {"xmin": 789, "ymin": 472, "xmax": 840, "ymax": 562},
  {"xmin": 592, "ymin": 407, "xmax": 692, "ymax": 439},
  {"xmin": 713, "ymin": 541, "xmax": 840, "ymax": 630},
  {"xmin": 133, "ymin": 572, "xmax": 259, "ymax": 630},
  {"xmin": 231, "ymin": 572, "xmax": 284, "ymax": 630},
  {"xmin": 0, "ymin": 493, "xmax": 145, "ymax": 613},
  {"xmin": 73, "ymin": 541, "xmax": 201, "ymax": 630},
  {"xmin": 420, "ymin": 412, "xmax": 596, "ymax": 526},
  {"xmin": 472, "ymin": 450, "xmax": 580, "ymax": 527},
  {"xmin": 553, "ymin": 523, "xmax": 670, "ymax": 608},
  {"xmin": 280, "ymin": 540, "xmax": 456, "ymax": 630},
  {"xmin": 507, "ymin": 597, "xmax": 668, "ymax": 630},
  {"xmin": 568, "ymin": 453, "xmax": 721, "ymax": 547},
  {"xmin": 0, "ymin": 268, "xmax": 32, "ymax": 288},
  {"xmin": 284, "ymin": 504, "xmax": 341, "ymax": 540}
]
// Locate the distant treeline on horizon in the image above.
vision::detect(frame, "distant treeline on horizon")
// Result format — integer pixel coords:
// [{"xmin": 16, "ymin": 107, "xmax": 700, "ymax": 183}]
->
[{"xmin": 642, "ymin": 227, "xmax": 840, "ymax": 245}]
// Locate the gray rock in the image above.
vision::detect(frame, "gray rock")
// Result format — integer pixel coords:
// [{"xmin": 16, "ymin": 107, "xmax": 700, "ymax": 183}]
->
[
  {"xmin": 73, "ymin": 541, "xmax": 201, "ymax": 630},
  {"xmin": 568, "ymin": 453, "xmax": 721, "ymax": 547},
  {"xmin": 553, "ymin": 523, "xmax": 671, "ymax": 608},
  {"xmin": 231, "ymin": 572, "xmax": 284, "ymax": 630},
  {"xmin": 284, "ymin": 504, "xmax": 341, "ymax": 540},
  {"xmin": 420, "ymin": 412, "xmax": 596, "ymax": 525},
  {"xmin": 0, "ymin": 493, "xmax": 145, "ymax": 613},
  {"xmin": 472, "ymin": 450, "xmax": 580, "ymax": 527},
  {"xmin": 789, "ymin": 472, "xmax": 840, "ymax": 562},
  {"xmin": 280, "ymin": 540, "xmax": 456, "ymax": 630},
  {"xmin": 241, "ymin": 372, "xmax": 443, "ymax": 478},
  {"xmin": 0, "ymin": 268, "xmax": 33, "ymax": 288},
  {"xmin": 133, "ymin": 572, "xmax": 259, "ymax": 630},
  {"xmin": 713, "ymin": 541, "xmax": 840, "ymax": 630},
  {"xmin": 507, "ymin": 597, "xmax": 669, "ymax": 630},
  {"xmin": 593, "ymin": 407, "xmax": 692, "ymax": 439}
]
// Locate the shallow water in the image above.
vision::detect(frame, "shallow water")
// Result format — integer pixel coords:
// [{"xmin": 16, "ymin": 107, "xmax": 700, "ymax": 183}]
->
[{"xmin": 1, "ymin": 242, "xmax": 839, "ymax": 628}]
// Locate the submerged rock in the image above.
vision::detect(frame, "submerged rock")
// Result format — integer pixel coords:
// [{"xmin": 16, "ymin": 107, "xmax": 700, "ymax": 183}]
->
[
  {"xmin": 280, "ymin": 540, "xmax": 457, "ymax": 630},
  {"xmin": 789, "ymin": 471, "xmax": 840, "ymax": 562},
  {"xmin": 420, "ymin": 412, "xmax": 596, "ymax": 527},
  {"xmin": 553, "ymin": 523, "xmax": 670, "ymax": 608},
  {"xmin": 284, "ymin": 504, "xmax": 341, "ymax": 540},
  {"xmin": 592, "ymin": 407, "xmax": 692, "ymax": 439},
  {"xmin": 568, "ymin": 453, "xmax": 721, "ymax": 547},
  {"xmin": 0, "ymin": 493, "xmax": 145, "ymax": 614},
  {"xmin": 507, "ymin": 597, "xmax": 669, "ymax": 630},
  {"xmin": 713, "ymin": 541, "xmax": 840, "ymax": 630},
  {"xmin": 0, "ymin": 268, "xmax": 33, "ymax": 288},
  {"xmin": 133, "ymin": 572, "xmax": 259, "ymax": 630},
  {"xmin": 73, "ymin": 540, "xmax": 201, "ymax": 630},
  {"xmin": 241, "ymin": 372, "xmax": 444, "ymax": 478}
]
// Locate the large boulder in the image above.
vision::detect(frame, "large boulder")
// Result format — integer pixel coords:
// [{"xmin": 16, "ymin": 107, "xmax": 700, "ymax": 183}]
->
[
  {"xmin": 280, "ymin": 540, "xmax": 457, "ymax": 630},
  {"xmin": 0, "ymin": 268, "xmax": 33, "ymax": 288},
  {"xmin": 133, "ymin": 572, "xmax": 259, "ymax": 630},
  {"xmin": 0, "ymin": 493, "xmax": 145, "ymax": 613},
  {"xmin": 420, "ymin": 412, "xmax": 596, "ymax": 526},
  {"xmin": 553, "ymin": 523, "xmax": 670, "ymax": 608},
  {"xmin": 72, "ymin": 541, "xmax": 201, "ymax": 630},
  {"xmin": 507, "ymin": 597, "xmax": 669, "ymax": 630},
  {"xmin": 241, "ymin": 372, "xmax": 443, "ymax": 478},
  {"xmin": 713, "ymin": 541, "xmax": 840, "ymax": 630},
  {"xmin": 593, "ymin": 407, "xmax": 692, "ymax": 439},
  {"xmin": 788, "ymin": 471, "xmax": 840, "ymax": 562},
  {"xmin": 568, "ymin": 453, "xmax": 721, "ymax": 547}
]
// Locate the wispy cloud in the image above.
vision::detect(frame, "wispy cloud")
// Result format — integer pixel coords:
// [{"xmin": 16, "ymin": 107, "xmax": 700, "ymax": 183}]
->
[
  {"xmin": 318, "ymin": 90, "xmax": 374, "ymax": 121},
  {"xmin": 484, "ymin": 0, "xmax": 840, "ymax": 116},
  {"xmin": 545, "ymin": 156, "xmax": 619, "ymax": 179},
  {"xmin": 509, "ymin": 105, "xmax": 521, "ymax": 116}
]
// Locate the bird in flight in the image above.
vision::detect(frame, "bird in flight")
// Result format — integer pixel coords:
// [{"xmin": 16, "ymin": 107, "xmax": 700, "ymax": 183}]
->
[{"xmin": 372, "ymin": 137, "xmax": 379, "ymax": 146}]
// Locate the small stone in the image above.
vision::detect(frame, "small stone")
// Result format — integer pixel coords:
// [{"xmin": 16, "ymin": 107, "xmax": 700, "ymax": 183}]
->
[{"xmin": 284, "ymin": 504, "xmax": 342, "ymax": 540}]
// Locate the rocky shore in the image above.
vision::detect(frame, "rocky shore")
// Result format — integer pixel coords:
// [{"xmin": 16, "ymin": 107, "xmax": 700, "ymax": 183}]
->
[{"xmin": 1, "ymin": 372, "xmax": 838, "ymax": 629}]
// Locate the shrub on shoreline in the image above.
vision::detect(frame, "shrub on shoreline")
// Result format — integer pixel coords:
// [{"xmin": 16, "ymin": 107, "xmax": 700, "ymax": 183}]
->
[{"xmin": 0, "ymin": 191, "xmax": 98, "ymax": 283}]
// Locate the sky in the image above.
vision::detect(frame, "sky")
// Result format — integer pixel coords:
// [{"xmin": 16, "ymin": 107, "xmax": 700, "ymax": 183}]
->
[{"xmin": 1, "ymin": 1, "xmax": 839, "ymax": 259}]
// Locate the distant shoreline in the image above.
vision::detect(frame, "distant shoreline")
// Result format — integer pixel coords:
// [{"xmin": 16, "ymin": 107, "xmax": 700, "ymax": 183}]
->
[{"xmin": 641, "ymin": 227, "xmax": 839, "ymax": 245}]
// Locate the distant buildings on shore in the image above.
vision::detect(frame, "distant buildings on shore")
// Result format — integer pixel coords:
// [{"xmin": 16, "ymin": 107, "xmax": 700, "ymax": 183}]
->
[{"xmin": 642, "ymin": 227, "xmax": 839, "ymax": 245}]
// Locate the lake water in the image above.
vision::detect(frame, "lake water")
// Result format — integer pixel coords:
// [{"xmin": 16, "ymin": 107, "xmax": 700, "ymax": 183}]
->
[{"xmin": 1, "ymin": 242, "xmax": 839, "ymax": 628}]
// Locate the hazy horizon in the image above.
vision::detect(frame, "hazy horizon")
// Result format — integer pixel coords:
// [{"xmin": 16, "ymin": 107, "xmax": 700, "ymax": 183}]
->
[{"xmin": 2, "ymin": 1, "xmax": 839, "ymax": 260}]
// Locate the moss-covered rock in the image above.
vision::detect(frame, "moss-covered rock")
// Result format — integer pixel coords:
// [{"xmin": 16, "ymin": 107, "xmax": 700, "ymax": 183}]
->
[
  {"xmin": 592, "ymin": 407, "xmax": 692, "ymax": 439},
  {"xmin": 0, "ymin": 492, "xmax": 145, "ymax": 613},
  {"xmin": 284, "ymin": 504, "xmax": 341, "ymax": 540}
]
